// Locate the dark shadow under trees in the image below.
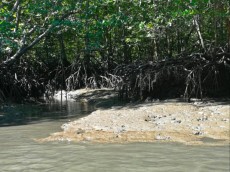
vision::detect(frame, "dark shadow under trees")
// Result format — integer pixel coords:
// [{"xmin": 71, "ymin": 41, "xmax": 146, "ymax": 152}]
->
[
  {"xmin": 113, "ymin": 52, "xmax": 230, "ymax": 101},
  {"xmin": 0, "ymin": 51, "xmax": 229, "ymax": 103}
]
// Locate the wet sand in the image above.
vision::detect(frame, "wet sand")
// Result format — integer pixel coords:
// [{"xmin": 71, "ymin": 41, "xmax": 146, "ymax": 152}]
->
[{"xmin": 39, "ymin": 89, "xmax": 230, "ymax": 145}]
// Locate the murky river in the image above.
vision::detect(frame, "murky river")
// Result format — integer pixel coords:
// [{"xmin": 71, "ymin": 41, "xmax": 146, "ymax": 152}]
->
[{"xmin": 0, "ymin": 101, "xmax": 229, "ymax": 172}]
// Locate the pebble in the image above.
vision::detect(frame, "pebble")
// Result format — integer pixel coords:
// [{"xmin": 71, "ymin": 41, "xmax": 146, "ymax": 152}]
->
[
  {"xmin": 192, "ymin": 125, "xmax": 204, "ymax": 135},
  {"xmin": 145, "ymin": 97, "xmax": 152, "ymax": 102},
  {"xmin": 61, "ymin": 124, "xmax": 70, "ymax": 130},
  {"xmin": 194, "ymin": 102, "xmax": 202, "ymax": 105},
  {"xmin": 152, "ymin": 99, "xmax": 160, "ymax": 102},
  {"xmin": 197, "ymin": 116, "xmax": 208, "ymax": 121},
  {"xmin": 155, "ymin": 135, "xmax": 170, "ymax": 140},
  {"xmin": 156, "ymin": 121, "xmax": 165, "ymax": 125},
  {"xmin": 144, "ymin": 116, "xmax": 151, "ymax": 122},
  {"xmin": 76, "ymin": 128, "xmax": 85, "ymax": 134},
  {"xmin": 176, "ymin": 120, "xmax": 182, "ymax": 124},
  {"xmin": 221, "ymin": 118, "xmax": 229, "ymax": 122},
  {"xmin": 115, "ymin": 125, "xmax": 126, "ymax": 133},
  {"xmin": 193, "ymin": 131, "xmax": 203, "ymax": 135},
  {"xmin": 194, "ymin": 126, "xmax": 202, "ymax": 130},
  {"xmin": 198, "ymin": 112, "xmax": 204, "ymax": 115},
  {"xmin": 84, "ymin": 137, "xmax": 92, "ymax": 141}
]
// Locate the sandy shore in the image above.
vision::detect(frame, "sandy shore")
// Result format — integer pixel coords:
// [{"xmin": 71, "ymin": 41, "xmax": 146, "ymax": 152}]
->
[{"xmin": 39, "ymin": 89, "xmax": 230, "ymax": 146}]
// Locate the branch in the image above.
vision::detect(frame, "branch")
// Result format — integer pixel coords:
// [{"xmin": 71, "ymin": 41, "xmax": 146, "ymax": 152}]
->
[
  {"xmin": 11, "ymin": 0, "xmax": 20, "ymax": 13},
  {"xmin": 0, "ymin": 10, "xmax": 80, "ymax": 67},
  {"xmin": 193, "ymin": 15, "xmax": 206, "ymax": 52}
]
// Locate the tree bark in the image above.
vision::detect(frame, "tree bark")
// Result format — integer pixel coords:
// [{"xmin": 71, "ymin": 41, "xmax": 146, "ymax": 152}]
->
[
  {"xmin": 194, "ymin": 15, "xmax": 206, "ymax": 52},
  {"xmin": 0, "ymin": 11, "xmax": 79, "ymax": 67},
  {"xmin": 11, "ymin": 0, "xmax": 20, "ymax": 13},
  {"xmin": 1, "ymin": 25, "xmax": 54, "ymax": 66},
  {"xmin": 14, "ymin": 5, "xmax": 21, "ymax": 32},
  {"xmin": 227, "ymin": 18, "xmax": 230, "ymax": 52}
]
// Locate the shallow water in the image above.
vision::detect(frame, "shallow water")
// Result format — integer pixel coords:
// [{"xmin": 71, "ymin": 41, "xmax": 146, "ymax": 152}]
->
[{"xmin": 0, "ymin": 101, "xmax": 229, "ymax": 172}]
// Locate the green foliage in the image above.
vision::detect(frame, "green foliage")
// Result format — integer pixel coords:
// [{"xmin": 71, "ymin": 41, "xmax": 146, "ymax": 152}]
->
[
  {"xmin": 0, "ymin": 0, "xmax": 228, "ymax": 59},
  {"xmin": 0, "ymin": 0, "xmax": 229, "ymax": 100}
]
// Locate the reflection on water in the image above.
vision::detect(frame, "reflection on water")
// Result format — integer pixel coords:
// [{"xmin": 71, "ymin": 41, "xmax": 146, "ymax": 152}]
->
[
  {"xmin": 0, "ymin": 101, "xmax": 229, "ymax": 172},
  {"xmin": 0, "ymin": 100, "xmax": 94, "ymax": 126}
]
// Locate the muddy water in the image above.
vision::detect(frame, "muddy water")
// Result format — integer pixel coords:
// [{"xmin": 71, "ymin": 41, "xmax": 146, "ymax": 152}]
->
[{"xmin": 0, "ymin": 101, "xmax": 229, "ymax": 172}]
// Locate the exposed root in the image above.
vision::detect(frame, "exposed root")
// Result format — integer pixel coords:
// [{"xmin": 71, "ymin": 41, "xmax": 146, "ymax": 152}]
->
[{"xmin": 110, "ymin": 53, "xmax": 230, "ymax": 101}]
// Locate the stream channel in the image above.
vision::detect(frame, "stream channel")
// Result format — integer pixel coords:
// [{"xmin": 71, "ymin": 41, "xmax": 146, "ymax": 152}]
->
[{"xmin": 0, "ymin": 100, "xmax": 229, "ymax": 172}]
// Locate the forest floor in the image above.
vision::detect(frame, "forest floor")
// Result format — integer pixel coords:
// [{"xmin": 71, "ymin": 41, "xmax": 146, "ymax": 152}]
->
[{"xmin": 39, "ymin": 89, "xmax": 230, "ymax": 146}]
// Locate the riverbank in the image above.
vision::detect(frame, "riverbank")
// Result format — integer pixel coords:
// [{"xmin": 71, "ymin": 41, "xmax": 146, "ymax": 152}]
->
[{"xmin": 39, "ymin": 89, "xmax": 229, "ymax": 146}]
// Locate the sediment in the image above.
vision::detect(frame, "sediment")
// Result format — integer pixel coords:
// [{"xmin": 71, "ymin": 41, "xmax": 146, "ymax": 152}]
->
[{"xmin": 38, "ymin": 89, "xmax": 230, "ymax": 145}]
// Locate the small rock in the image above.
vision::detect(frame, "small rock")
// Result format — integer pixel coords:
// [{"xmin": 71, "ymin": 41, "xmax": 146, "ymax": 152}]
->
[
  {"xmin": 76, "ymin": 128, "xmax": 85, "ymax": 134},
  {"xmin": 155, "ymin": 135, "xmax": 170, "ymax": 140},
  {"xmin": 61, "ymin": 124, "xmax": 69, "ymax": 130},
  {"xmin": 153, "ymin": 99, "xmax": 160, "ymax": 102},
  {"xmin": 198, "ymin": 112, "xmax": 204, "ymax": 115},
  {"xmin": 221, "ymin": 118, "xmax": 229, "ymax": 122},
  {"xmin": 115, "ymin": 135, "xmax": 121, "ymax": 138},
  {"xmin": 176, "ymin": 120, "xmax": 182, "ymax": 124},
  {"xmin": 156, "ymin": 121, "xmax": 165, "ymax": 125},
  {"xmin": 194, "ymin": 102, "xmax": 202, "ymax": 105},
  {"xmin": 193, "ymin": 131, "xmax": 203, "ymax": 135},
  {"xmin": 197, "ymin": 116, "xmax": 208, "ymax": 121},
  {"xmin": 144, "ymin": 116, "xmax": 151, "ymax": 122},
  {"xmin": 115, "ymin": 126, "xmax": 126, "ymax": 133},
  {"xmin": 145, "ymin": 97, "xmax": 152, "ymax": 102},
  {"xmin": 84, "ymin": 137, "xmax": 92, "ymax": 141}
]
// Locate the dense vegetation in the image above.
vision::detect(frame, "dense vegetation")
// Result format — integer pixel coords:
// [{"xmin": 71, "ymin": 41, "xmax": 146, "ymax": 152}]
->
[{"xmin": 0, "ymin": 0, "xmax": 229, "ymax": 102}]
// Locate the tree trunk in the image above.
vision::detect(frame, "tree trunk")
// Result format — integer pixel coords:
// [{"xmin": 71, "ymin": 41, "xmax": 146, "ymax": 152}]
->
[
  {"xmin": 1, "ymin": 25, "xmax": 54, "ymax": 67},
  {"xmin": 0, "ymin": 11, "xmax": 79, "ymax": 67},
  {"xmin": 194, "ymin": 15, "xmax": 206, "ymax": 52}
]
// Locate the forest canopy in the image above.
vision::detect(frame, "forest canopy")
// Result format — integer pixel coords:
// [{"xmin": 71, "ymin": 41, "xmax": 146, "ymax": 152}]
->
[{"xmin": 0, "ymin": 0, "xmax": 229, "ymax": 102}]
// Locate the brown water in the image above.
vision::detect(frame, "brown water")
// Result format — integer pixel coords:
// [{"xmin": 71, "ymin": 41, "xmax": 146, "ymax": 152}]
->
[{"xmin": 0, "ymin": 101, "xmax": 229, "ymax": 172}]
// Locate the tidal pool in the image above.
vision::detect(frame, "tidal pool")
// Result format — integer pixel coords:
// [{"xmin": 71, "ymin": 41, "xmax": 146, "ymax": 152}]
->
[{"xmin": 0, "ymin": 101, "xmax": 229, "ymax": 172}]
